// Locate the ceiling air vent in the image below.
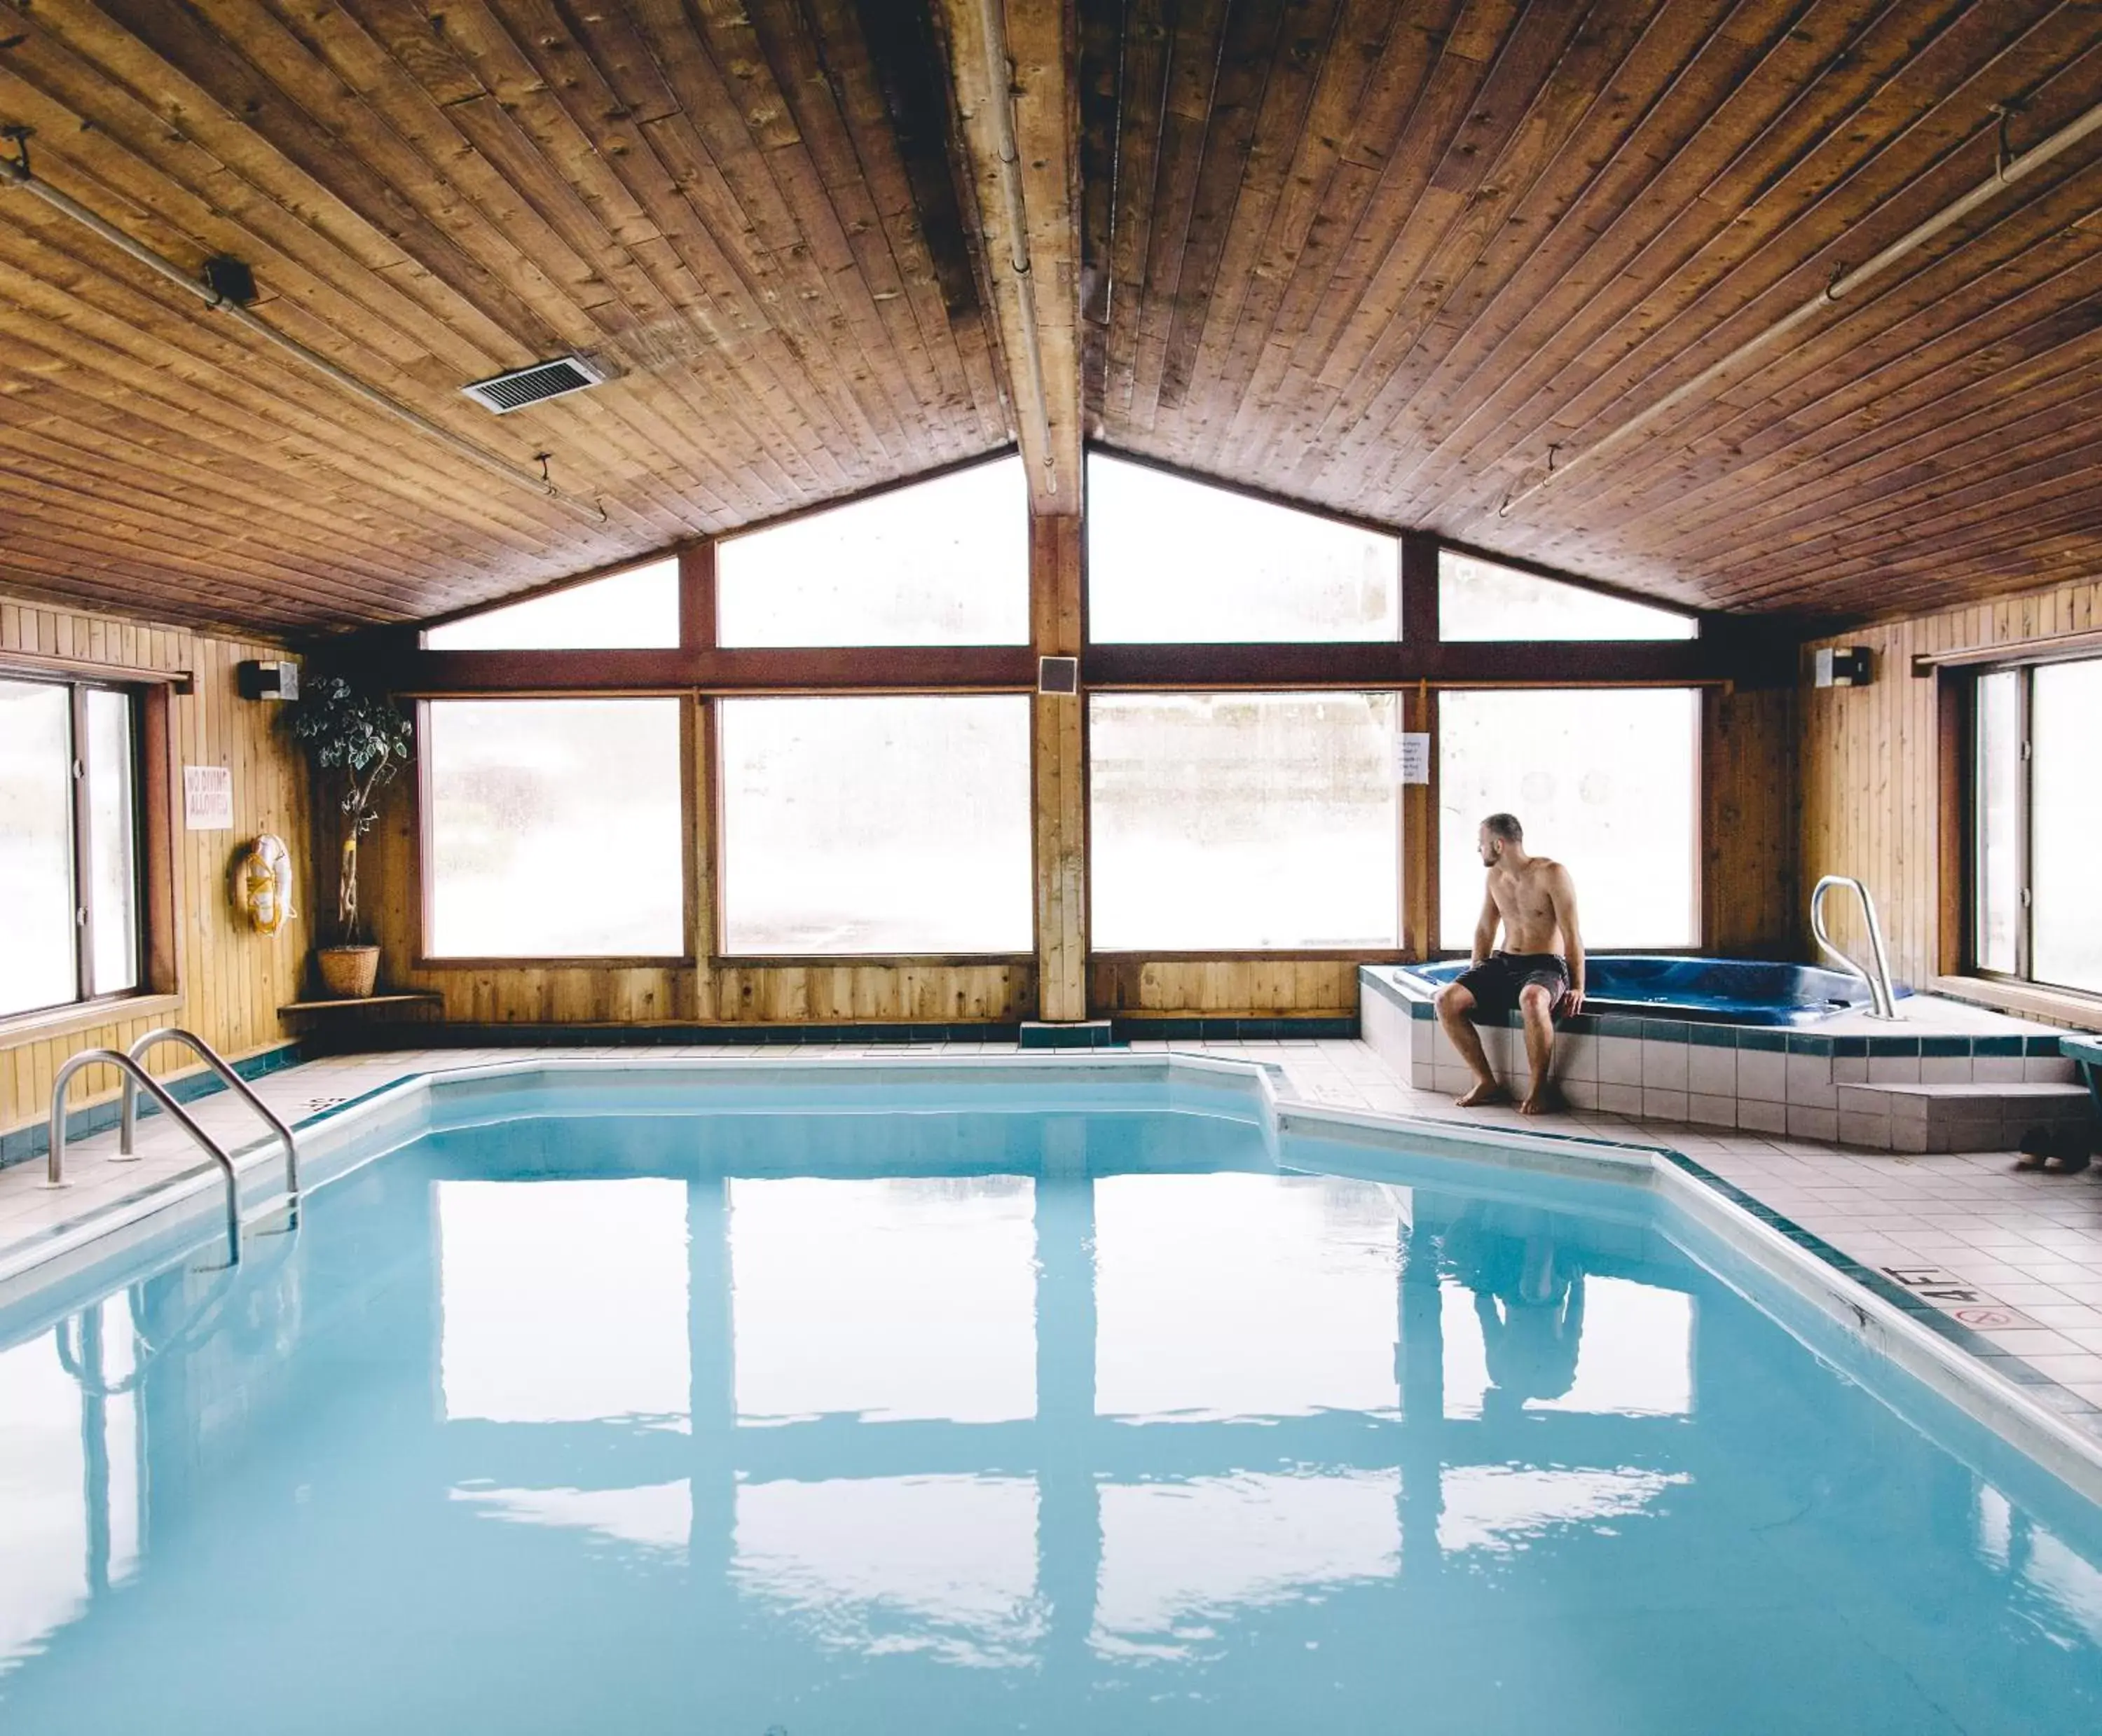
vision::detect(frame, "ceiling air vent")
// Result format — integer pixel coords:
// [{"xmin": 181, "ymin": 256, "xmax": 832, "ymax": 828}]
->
[{"xmin": 462, "ymin": 355, "xmax": 609, "ymax": 414}]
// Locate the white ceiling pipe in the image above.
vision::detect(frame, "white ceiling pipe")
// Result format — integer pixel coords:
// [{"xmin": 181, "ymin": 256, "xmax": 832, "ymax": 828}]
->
[
  {"xmin": 1498, "ymin": 96, "xmax": 2102, "ymax": 518},
  {"xmin": 1, "ymin": 139, "xmax": 607, "ymax": 527}
]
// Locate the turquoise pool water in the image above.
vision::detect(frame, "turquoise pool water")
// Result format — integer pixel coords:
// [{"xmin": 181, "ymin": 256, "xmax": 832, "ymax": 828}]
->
[{"xmin": 2, "ymin": 1101, "xmax": 2098, "ymax": 1733}]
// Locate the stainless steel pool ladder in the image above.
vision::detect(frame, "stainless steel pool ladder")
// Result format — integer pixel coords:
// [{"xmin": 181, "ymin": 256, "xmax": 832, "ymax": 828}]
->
[
  {"xmin": 45, "ymin": 1031, "xmax": 300, "ymax": 1267},
  {"xmin": 1811, "ymin": 874, "xmax": 1900, "ymax": 1021}
]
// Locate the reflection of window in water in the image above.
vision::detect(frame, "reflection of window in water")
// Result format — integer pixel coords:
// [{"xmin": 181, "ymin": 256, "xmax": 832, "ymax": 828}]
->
[
  {"xmin": 730, "ymin": 1177, "xmax": 1037, "ymax": 1425},
  {"xmin": 451, "ymin": 1481, "xmax": 692, "ymax": 1562},
  {"xmin": 0, "ymin": 1298, "xmax": 143, "ymax": 1673},
  {"xmin": 1094, "ymin": 1173, "xmax": 1401, "ymax": 1422},
  {"xmin": 1439, "ymin": 1208, "xmax": 1692, "ymax": 1419},
  {"xmin": 1438, "ymin": 1466, "xmax": 1689, "ymax": 1557},
  {"xmin": 1093, "ymin": 1471, "xmax": 1399, "ymax": 1659},
  {"xmin": 1977, "ymin": 1484, "xmax": 2102, "ymax": 1648},
  {"xmin": 733, "ymin": 1474, "xmax": 1043, "ymax": 1667},
  {"xmin": 439, "ymin": 1179, "xmax": 690, "ymax": 1426}
]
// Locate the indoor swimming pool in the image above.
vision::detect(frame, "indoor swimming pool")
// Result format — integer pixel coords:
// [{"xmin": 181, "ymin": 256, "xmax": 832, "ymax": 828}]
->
[{"xmin": 2, "ymin": 1068, "xmax": 2099, "ymax": 1734}]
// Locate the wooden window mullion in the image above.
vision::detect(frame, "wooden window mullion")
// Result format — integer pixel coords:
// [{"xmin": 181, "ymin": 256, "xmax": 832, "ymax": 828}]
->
[{"xmin": 67, "ymin": 682, "xmax": 95, "ymax": 1000}]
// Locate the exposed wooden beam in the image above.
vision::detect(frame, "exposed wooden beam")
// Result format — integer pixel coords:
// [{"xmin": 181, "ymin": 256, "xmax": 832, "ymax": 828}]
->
[{"xmin": 936, "ymin": 0, "xmax": 1085, "ymax": 509}]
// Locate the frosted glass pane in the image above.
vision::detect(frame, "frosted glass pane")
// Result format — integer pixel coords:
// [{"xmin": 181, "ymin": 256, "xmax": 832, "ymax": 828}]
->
[
  {"xmin": 718, "ymin": 696, "xmax": 1033, "ymax": 953},
  {"xmin": 1974, "ymin": 670, "xmax": 2021, "ymax": 974},
  {"xmin": 1439, "ymin": 689, "xmax": 1698, "ymax": 949},
  {"xmin": 0, "ymin": 680, "xmax": 76, "ymax": 1015},
  {"xmin": 426, "ymin": 699, "xmax": 685, "ymax": 957},
  {"xmin": 717, "ymin": 457, "xmax": 1027, "ymax": 647},
  {"xmin": 1089, "ymin": 692, "xmax": 1399, "ymax": 949},
  {"xmin": 1441, "ymin": 553, "xmax": 1696, "ymax": 641},
  {"xmin": 2032, "ymin": 658, "xmax": 2102, "ymax": 994},
  {"xmin": 1087, "ymin": 455, "xmax": 1399, "ymax": 642},
  {"xmin": 85, "ymin": 688, "xmax": 139, "ymax": 996},
  {"xmin": 423, "ymin": 560, "xmax": 679, "ymax": 649}
]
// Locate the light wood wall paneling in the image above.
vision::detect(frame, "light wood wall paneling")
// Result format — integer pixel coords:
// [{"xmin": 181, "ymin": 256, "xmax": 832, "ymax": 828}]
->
[
  {"xmin": 1801, "ymin": 572, "xmax": 2102, "ymax": 991},
  {"xmin": 0, "ymin": 602, "xmax": 311, "ymax": 1141},
  {"xmin": 1702, "ymin": 684, "xmax": 1798, "ymax": 958},
  {"xmin": 1088, "ymin": 958, "xmax": 1361, "ymax": 1020},
  {"xmin": 1032, "ymin": 513, "xmax": 1087, "ymax": 1021}
]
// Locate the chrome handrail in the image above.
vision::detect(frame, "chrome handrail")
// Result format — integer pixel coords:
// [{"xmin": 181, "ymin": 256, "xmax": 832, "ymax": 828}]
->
[
  {"xmin": 1811, "ymin": 874, "xmax": 1900, "ymax": 1021},
  {"xmin": 121, "ymin": 1027, "xmax": 298, "ymax": 1231},
  {"xmin": 48, "ymin": 1049, "xmax": 245, "ymax": 1265}
]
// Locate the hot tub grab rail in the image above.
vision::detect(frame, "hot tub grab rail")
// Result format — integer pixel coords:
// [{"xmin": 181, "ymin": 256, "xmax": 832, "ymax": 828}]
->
[{"xmin": 1810, "ymin": 875, "xmax": 1899, "ymax": 1021}]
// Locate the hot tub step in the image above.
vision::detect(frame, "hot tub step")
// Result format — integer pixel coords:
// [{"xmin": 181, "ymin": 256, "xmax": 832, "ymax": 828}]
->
[{"xmin": 1836, "ymin": 1081, "xmax": 2093, "ymax": 1154}]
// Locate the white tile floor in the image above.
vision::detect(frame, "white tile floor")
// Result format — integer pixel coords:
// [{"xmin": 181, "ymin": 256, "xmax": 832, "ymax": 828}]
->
[{"xmin": 4, "ymin": 1035, "xmax": 2099, "ymax": 1428}]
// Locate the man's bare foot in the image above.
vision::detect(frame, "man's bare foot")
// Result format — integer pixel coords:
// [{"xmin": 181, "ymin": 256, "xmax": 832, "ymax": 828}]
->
[
  {"xmin": 1520, "ymin": 1089, "xmax": 1559, "ymax": 1116},
  {"xmin": 1455, "ymin": 1080, "xmax": 1507, "ymax": 1108}
]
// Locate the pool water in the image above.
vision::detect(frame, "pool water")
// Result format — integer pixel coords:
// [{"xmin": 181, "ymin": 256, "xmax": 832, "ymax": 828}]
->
[{"xmin": 3, "ymin": 1105, "xmax": 2099, "ymax": 1734}]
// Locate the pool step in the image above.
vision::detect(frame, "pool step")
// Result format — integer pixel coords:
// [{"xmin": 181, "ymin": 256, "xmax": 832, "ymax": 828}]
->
[{"xmin": 1836, "ymin": 1081, "xmax": 2093, "ymax": 1154}]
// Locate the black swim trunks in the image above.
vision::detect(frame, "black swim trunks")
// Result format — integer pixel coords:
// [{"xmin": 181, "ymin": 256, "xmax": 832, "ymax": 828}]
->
[{"xmin": 1452, "ymin": 951, "xmax": 1572, "ymax": 1021}]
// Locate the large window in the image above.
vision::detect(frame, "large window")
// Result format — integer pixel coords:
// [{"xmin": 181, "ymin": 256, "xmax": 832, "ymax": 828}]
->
[
  {"xmin": 0, "ymin": 677, "xmax": 140, "ymax": 1017},
  {"xmin": 1090, "ymin": 693, "xmax": 1399, "ymax": 951},
  {"xmin": 1087, "ymin": 455, "xmax": 1399, "ymax": 642},
  {"xmin": 717, "ymin": 457, "xmax": 1028, "ymax": 647},
  {"xmin": 1972, "ymin": 656, "xmax": 2102, "ymax": 994},
  {"xmin": 717, "ymin": 696, "xmax": 1033, "ymax": 954},
  {"xmin": 423, "ymin": 558, "xmax": 680, "ymax": 649},
  {"xmin": 1440, "ymin": 553, "xmax": 1696, "ymax": 641},
  {"xmin": 423, "ymin": 699, "xmax": 686, "ymax": 958},
  {"xmin": 1438, "ymin": 689, "xmax": 1699, "ymax": 951}
]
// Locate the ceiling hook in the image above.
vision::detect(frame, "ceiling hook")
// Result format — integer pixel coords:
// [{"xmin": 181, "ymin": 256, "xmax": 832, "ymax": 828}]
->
[
  {"xmin": 1, "ymin": 124, "xmax": 32, "ymax": 181},
  {"xmin": 533, "ymin": 451, "xmax": 553, "ymax": 488}
]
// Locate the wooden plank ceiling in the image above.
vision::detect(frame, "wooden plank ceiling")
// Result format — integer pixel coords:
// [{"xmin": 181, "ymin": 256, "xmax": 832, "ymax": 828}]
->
[{"xmin": 2, "ymin": 1, "xmax": 2101, "ymax": 634}]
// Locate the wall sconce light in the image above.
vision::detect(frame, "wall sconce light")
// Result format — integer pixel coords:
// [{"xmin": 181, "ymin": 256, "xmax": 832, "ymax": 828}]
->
[
  {"xmin": 1813, "ymin": 647, "xmax": 1872, "ymax": 688},
  {"xmin": 238, "ymin": 659, "xmax": 300, "ymax": 701}
]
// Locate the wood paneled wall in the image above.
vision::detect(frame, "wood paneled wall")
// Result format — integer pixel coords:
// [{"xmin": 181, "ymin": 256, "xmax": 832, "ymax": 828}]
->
[
  {"xmin": 1704, "ymin": 685, "xmax": 1798, "ymax": 959},
  {"xmin": 0, "ymin": 602, "xmax": 310, "ymax": 1141},
  {"xmin": 1802, "ymin": 574, "xmax": 2102, "ymax": 991}
]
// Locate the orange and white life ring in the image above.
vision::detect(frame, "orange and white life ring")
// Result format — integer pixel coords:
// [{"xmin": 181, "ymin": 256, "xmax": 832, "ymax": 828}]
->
[{"xmin": 238, "ymin": 834, "xmax": 296, "ymax": 935}]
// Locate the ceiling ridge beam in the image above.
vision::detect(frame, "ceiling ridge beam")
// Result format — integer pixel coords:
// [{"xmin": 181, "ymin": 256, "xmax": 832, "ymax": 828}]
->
[{"xmin": 938, "ymin": 0, "xmax": 1083, "ymax": 509}]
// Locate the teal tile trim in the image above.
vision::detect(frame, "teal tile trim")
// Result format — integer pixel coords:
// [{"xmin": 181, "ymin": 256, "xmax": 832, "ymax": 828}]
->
[
  {"xmin": 0, "ymin": 1042, "xmax": 305, "ymax": 1173},
  {"xmin": 1737, "ymin": 1029, "xmax": 1788, "ymax": 1052},
  {"xmin": 1658, "ymin": 1149, "xmax": 2102, "ymax": 1429}
]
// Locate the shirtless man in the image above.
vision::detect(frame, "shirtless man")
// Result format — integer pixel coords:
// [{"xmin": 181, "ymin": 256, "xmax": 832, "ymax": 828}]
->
[{"xmin": 1434, "ymin": 813, "xmax": 1586, "ymax": 1115}]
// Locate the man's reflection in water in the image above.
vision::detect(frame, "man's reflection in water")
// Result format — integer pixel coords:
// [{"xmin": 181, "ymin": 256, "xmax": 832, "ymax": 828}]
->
[{"xmin": 1443, "ymin": 1206, "xmax": 1584, "ymax": 1416}]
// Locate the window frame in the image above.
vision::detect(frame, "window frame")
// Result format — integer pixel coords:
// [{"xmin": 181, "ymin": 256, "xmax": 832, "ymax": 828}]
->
[
  {"xmin": 391, "ymin": 447, "xmax": 1755, "ymax": 987},
  {"xmin": 0, "ymin": 667, "xmax": 167, "ymax": 1034},
  {"xmin": 1960, "ymin": 652, "xmax": 2101, "ymax": 1000},
  {"xmin": 1429, "ymin": 682, "xmax": 1706, "ymax": 958},
  {"xmin": 1082, "ymin": 689, "xmax": 1410, "ymax": 960},
  {"xmin": 413, "ymin": 694, "xmax": 702, "ymax": 969},
  {"xmin": 705, "ymin": 689, "xmax": 1040, "ymax": 966}
]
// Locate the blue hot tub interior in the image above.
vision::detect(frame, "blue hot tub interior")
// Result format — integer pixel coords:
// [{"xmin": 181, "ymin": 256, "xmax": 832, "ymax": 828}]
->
[{"xmin": 1399, "ymin": 956, "xmax": 1905, "ymax": 1028}]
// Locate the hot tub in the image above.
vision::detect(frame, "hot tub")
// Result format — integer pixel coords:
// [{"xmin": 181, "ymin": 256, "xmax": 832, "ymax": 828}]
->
[{"xmin": 1388, "ymin": 955, "xmax": 1909, "ymax": 1028}]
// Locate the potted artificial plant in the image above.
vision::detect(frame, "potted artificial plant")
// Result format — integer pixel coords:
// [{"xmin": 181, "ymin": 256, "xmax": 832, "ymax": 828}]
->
[{"xmin": 291, "ymin": 675, "xmax": 413, "ymax": 999}]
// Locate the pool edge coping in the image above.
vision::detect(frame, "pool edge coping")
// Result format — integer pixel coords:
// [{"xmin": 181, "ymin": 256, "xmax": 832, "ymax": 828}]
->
[{"xmin": 3, "ymin": 1049, "xmax": 2098, "ymax": 1510}]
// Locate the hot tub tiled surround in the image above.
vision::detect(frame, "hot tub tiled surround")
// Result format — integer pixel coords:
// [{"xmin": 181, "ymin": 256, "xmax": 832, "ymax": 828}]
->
[{"xmin": 1361, "ymin": 966, "xmax": 2088, "ymax": 1152}]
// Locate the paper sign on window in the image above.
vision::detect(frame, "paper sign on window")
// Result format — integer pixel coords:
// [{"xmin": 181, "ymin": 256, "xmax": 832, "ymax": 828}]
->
[{"xmin": 1394, "ymin": 733, "xmax": 1431, "ymax": 785}]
